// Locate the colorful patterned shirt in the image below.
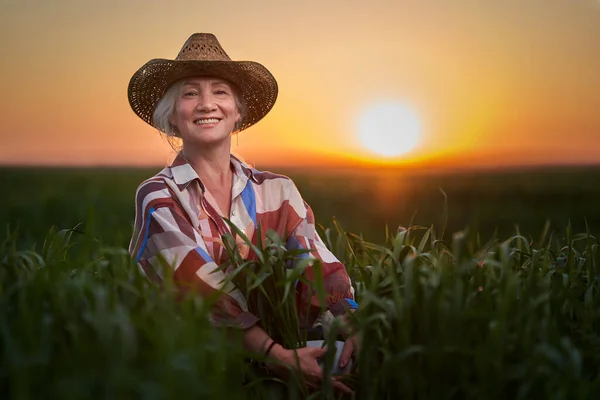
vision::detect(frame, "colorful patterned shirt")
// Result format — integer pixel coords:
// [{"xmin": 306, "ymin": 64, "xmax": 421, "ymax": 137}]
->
[{"xmin": 129, "ymin": 153, "xmax": 355, "ymax": 329}]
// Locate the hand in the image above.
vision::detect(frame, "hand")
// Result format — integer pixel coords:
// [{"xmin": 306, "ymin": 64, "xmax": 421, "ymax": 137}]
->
[
  {"xmin": 336, "ymin": 309, "xmax": 360, "ymax": 371},
  {"xmin": 338, "ymin": 333, "xmax": 359, "ymax": 371},
  {"xmin": 267, "ymin": 344, "xmax": 353, "ymax": 395}
]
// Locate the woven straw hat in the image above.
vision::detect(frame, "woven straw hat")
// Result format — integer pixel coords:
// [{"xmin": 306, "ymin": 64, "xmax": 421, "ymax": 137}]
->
[{"xmin": 128, "ymin": 33, "xmax": 278, "ymax": 132}]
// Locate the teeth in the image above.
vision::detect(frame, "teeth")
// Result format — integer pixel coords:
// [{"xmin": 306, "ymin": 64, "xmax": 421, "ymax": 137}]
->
[{"xmin": 194, "ymin": 118, "xmax": 219, "ymax": 125}]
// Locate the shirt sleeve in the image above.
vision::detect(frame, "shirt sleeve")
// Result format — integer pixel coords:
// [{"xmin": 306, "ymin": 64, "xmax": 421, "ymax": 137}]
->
[
  {"xmin": 129, "ymin": 180, "xmax": 259, "ymax": 329},
  {"xmin": 284, "ymin": 182, "xmax": 356, "ymax": 320}
]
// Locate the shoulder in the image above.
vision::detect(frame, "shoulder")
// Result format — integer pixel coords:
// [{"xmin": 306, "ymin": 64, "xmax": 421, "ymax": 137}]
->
[
  {"xmin": 250, "ymin": 167, "xmax": 301, "ymax": 195},
  {"xmin": 249, "ymin": 167, "xmax": 307, "ymax": 216},
  {"xmin": 235, "ymin": 155, "xmax": 297, "ymax": 192},
  {"xmin": 250, "ymin": 167, "xmax": 293, "ymax": 185},
  {"xmin": 134, "ymin": 168, "xmax": 179, "ymax": 212}
]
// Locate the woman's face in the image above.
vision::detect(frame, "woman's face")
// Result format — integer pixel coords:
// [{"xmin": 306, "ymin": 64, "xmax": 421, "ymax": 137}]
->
[{"xmin": 169, "ymin": 76, "xmax": 241, "ymax": 148}]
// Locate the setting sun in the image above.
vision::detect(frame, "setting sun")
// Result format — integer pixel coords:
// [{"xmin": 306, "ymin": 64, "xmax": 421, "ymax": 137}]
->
[{"xmin": 357, "ymin": 102, "xmax": 422, "ymax": 158}]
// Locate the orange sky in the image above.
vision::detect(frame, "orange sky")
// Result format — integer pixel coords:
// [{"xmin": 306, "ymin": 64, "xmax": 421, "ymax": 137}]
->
[{"xmin": 1, "ymin": 0, "xmax": 599, "ymax": 168}]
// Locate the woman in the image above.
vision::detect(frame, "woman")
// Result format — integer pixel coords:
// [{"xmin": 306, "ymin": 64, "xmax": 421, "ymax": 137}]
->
[{"xmin": 127, "ymin": 33, "xmax": 358, "ymax": 393}]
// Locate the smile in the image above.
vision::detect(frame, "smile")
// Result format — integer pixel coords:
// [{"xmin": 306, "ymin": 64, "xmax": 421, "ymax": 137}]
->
[{"xmin": 194, "ymin": 118, "xmax": 220, "ymax": 125}]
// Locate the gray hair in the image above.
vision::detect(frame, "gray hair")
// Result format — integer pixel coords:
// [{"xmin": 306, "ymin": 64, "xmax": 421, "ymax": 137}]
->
[{"xmin": 152, "ymin": 78, "xmax": 247, "ymax": 137}]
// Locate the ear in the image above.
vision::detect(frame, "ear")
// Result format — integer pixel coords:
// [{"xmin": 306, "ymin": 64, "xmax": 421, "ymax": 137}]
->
[{"xmin": 233, "ymin": 111, "xmax": 242, "ymax": 132}]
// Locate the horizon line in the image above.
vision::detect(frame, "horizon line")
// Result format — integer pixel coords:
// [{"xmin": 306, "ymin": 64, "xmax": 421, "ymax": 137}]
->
[{"xmin": 2, "ymin": 160, "xmax": 600, "ymax": 173}]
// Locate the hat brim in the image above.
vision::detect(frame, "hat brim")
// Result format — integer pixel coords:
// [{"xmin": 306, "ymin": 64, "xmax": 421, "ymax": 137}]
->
[{"xmin": 128, "ymin": 59, "xmax": 278, "ymax": 132}]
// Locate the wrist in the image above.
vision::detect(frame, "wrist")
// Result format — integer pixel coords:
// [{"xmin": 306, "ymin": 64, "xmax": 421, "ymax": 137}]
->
[{"xmin": 268, "ymin": 343, "xmax": 292, "ymax": 364}]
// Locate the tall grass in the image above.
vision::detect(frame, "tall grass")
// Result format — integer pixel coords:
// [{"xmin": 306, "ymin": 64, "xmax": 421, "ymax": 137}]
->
[
  {"xmin": 1, "ymin": 227, "xmax": 250, "ymax": 399},
  {"xmin": 2, "ymin": 218, "xmax": 600, "ymax": 399}
]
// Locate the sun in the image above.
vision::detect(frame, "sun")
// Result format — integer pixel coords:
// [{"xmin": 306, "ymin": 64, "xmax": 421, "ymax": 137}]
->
[{"xmin": 356, "ymin": 101, "xmax": 422, "ymax": 158}]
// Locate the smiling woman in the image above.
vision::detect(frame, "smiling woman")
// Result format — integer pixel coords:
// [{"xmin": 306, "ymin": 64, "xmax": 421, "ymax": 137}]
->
[
  {"xmin": 126, "ymin": 33, "xmax": 358, "ymax": 395},
  {"xmin": 357, "ymin": 101, "xmax": 422, "ymax": 158}
]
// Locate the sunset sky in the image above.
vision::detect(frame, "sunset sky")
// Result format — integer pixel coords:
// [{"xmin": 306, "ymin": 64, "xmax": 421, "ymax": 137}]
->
[{"xmin": 1, "ymin": 0, "xmax": 599, "ymax": 168}]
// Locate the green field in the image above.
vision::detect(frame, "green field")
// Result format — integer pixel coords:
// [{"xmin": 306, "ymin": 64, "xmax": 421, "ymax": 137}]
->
[
  {"xmin": 2, "ymin": 165, "xmax": 600, "ymax": 246},
  {"xmin": 2, "ymin": 165, "xmax": 600, "ymax": 398}
]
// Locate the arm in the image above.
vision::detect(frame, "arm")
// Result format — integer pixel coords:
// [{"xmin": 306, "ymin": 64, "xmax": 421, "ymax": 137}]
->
[
  {"xmin": 130, "ymin": 181, "xmax": 352, "ymax": 393},
  {"xmin": 243, "ymin": 323, "xmax": 352, "ymax": 394},
  {"xmin": 285, "ymin": 187, "xmax": 359, "ymax": 372},
  {"xmin": 284, "ymin": 184, "xmax": 357, "ymax": 326},
  {"xmin": 129, "ymin": 182, "xmax": 258, "ymax": 328}
]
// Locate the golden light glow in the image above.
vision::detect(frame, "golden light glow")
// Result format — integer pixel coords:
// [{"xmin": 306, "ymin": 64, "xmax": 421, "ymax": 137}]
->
[
  {"xmin": 357, "ymin": 102, "xmax": 422, "ymax": 158},
  {"xmin": 1, "ymin": 1, "xmax": 599, "ymax": 167}
]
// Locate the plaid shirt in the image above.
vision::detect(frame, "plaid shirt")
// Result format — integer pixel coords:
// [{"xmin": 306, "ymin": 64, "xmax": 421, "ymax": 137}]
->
[{"xmin": 129, "ymin": 153, "xmax": 355, "ymax": 329}]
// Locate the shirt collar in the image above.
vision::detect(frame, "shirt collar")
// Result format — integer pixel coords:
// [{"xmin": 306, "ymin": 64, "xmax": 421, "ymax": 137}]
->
[
  {"xmin": 170, "ymin": 152, "xmax": 201, "ymax": 188},
  {"xmin": 231, "ymin": 154, "xmax": 259, "ymax": 184},
  {"xmin": 169, "ymin": 152, "xmax": 258, "ymax": 190}
]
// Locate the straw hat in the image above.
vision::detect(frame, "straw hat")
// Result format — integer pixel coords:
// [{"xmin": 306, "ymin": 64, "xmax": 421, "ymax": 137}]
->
[{"xmin": 128, "ymin": 33, "xmax": 278, "ymax": 132}]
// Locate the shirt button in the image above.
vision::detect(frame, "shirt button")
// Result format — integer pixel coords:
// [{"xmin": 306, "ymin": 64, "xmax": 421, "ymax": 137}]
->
[{"xmin": 232, "ymin": 208, "xmax": 236, "ymax": 216}]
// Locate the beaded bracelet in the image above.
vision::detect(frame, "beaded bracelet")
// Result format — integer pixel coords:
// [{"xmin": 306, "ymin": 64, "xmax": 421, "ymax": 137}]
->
[{"xmin": 264, "ymin": 340, "xmax": 277, "ymax": 357}]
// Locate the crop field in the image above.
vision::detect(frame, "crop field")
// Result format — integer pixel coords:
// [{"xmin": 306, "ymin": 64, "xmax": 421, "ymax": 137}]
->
[
  {"xmin": 3, "ymin": 164, "xmax": 600, "ymax": 247},
  {"xmin": 2, "ymin": 165, "xmax": 600, "ymax": 399}
]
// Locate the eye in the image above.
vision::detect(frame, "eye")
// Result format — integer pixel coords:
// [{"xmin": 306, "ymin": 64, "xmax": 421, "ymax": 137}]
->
[
  {"xmin": 182, "ymin": 89, "xmax": 197, "ymax": 97},
  {"xmin": 214, "ymin": 89, "xmax": 229, "ymax": 95}
]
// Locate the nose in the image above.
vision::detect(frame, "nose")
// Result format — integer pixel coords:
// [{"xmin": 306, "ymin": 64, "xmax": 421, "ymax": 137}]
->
[{"xmin": 196, "ymin": 92, "xmax": 216, "ymax": 112}]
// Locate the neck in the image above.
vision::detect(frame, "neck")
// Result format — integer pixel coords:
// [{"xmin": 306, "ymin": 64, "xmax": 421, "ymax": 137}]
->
[{"xmin": 181, "ymin": 139, "xmax": 232, "ymax": 186}]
